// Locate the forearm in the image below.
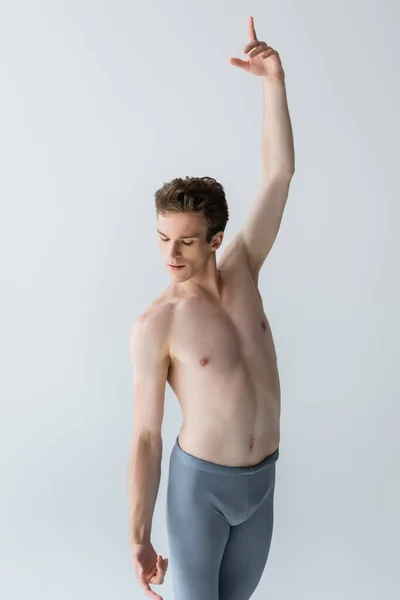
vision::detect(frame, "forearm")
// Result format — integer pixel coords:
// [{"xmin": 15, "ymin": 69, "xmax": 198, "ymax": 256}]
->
[
  {"xmin": 261, "ymin": 75, "xmax": 295, "ymax": 176},
  {"xmin": 128, "ymin": 435, "xmax": 162, "ymax": 545}
]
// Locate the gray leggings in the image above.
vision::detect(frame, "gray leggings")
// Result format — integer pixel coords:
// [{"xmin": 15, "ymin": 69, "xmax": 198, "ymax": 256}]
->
[{"xmin": 166, "ymin": 436, "xmax": 279, "ymax": 600}]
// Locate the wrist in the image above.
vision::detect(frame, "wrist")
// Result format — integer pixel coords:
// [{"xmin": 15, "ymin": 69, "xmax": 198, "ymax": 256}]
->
[
  {"xmin": 130, "ymin": 528, "xmax": 151, "ymax": 546},
  {"xmin": 262, "ymin": 72, "xmax": 285, "ymax": 85},
  {"xmin": 130, "ymin": 536, "xmax": 150, "ymax": 546}
]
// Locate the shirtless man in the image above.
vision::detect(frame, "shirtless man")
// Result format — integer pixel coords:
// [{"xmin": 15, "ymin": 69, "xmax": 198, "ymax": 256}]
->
[{"xmin": 128, "ymin": 16, "xmax": 295, "ymax": 600}]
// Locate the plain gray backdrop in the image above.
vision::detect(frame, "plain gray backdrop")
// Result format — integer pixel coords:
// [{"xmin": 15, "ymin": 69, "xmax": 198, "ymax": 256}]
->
[{"xmin": 1, "ymin": 1, "xmax": 399, "ymax": 598}]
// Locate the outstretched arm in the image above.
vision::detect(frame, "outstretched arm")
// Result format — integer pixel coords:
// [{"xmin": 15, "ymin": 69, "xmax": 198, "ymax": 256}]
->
[{"xmin": 230, "ymin": 17, "xmax": 295, "ymax": 277}]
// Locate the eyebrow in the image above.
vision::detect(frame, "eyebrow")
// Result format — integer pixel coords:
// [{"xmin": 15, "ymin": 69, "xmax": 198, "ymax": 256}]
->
[{"xmin": 156, "ymin": 229, "xmax": 201, "ymax": 239}]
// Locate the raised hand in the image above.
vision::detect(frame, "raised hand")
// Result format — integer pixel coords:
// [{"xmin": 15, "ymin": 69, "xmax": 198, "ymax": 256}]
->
[{"xmin": 229, "ymin": 16, "xmax": 284, "ymax": 79}]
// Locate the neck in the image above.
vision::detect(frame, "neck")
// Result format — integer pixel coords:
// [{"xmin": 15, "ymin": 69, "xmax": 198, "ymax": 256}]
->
[{"xmin": 180, "ymin": 255, "xmax": 223, "ymax": 300}]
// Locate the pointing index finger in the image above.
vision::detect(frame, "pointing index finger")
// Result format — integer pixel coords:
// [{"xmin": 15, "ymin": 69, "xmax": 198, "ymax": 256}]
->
[{"xmin": 249, "ymin": 15, "xmax": 257, "ymax": 41}]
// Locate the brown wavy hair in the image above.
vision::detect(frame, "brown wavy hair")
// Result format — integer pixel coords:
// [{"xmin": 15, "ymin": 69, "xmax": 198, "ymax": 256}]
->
[{"xmin": 154, "ymin": 176, "xmax": 229, "ymax": 244}]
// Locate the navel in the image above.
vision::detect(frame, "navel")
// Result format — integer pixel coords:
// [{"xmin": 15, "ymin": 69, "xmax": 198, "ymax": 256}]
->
[
  {"xmin": 261, "ymin": 320, "xmax": 267, "ymax": 331},
  {"xmin": 199, "ymin": 356, "xmax": 210, "ymax": 367}
]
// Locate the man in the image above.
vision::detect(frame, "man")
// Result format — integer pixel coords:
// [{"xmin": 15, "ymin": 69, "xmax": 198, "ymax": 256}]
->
[{"xmin": 128, "ymin": 16, "xmax": 295, "ymax": 600}]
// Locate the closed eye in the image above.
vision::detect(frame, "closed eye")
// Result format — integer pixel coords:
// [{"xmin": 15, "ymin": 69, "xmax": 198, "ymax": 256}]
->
[{"xmin": 160, "ymin": 238, "xmax": 193, "ymax": 246}]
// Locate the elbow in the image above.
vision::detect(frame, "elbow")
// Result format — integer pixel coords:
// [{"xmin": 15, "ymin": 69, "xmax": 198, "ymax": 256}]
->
[{"xmin": 130, "ymin": 431, "xmax": 163, "ymax": 452}]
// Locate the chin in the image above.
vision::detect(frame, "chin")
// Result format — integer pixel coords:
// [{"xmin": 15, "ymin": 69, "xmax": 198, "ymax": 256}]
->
[{"xmin": 169, "ymin": 269, "xmax": 191, "ymax": 282}]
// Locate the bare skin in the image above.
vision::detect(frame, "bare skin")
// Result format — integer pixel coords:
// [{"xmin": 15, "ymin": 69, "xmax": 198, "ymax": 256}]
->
[
  {"xmin": 152, "ymin": 210, "xmax": 280, "ymax": 466},
  {"xmin": 129, "ymin": 16, "xmax": 294, "ymax": 599}
]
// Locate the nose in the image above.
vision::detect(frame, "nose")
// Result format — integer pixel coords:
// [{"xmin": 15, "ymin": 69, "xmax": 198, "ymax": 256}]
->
[{"xmin": 168, "ymin": 242, "xmax": 182, "ymax": 260}]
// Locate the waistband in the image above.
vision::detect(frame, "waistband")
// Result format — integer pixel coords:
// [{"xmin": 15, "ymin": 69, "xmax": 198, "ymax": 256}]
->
[{"xmin": 173, "ymin": 435, "xmax": 279, "ymax": 475}]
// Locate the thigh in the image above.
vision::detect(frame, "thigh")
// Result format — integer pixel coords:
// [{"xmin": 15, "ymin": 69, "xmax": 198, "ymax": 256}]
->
[
  {"xmin": 166, "ymin": 458, "xmax": 230, "ymax": 600},
  {"xmin": 219, "ymin": 468, "xmax": 276, "ymax": 600}
]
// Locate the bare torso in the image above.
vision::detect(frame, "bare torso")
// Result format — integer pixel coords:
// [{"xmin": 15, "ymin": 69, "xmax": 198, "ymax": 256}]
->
[{"xmin": 152, "ymin": 250, "xmax": 281, "ymax": 467}]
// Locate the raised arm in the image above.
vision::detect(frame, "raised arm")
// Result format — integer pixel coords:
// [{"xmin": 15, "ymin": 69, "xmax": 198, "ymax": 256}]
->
[{"xmin": 229, "ymin": 17, "xmax": 295, "ymax": 279}]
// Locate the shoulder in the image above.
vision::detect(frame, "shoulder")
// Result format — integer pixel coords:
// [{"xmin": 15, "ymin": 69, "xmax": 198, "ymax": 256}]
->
[{"xmin": 129, "ymin": 295, "xmax": 174, "ymax": 362}]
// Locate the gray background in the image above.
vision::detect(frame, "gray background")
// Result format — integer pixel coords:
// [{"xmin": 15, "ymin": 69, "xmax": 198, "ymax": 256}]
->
[{"xmin": 1, "ymin": 1, "xmax": 399, "ymax": 598}]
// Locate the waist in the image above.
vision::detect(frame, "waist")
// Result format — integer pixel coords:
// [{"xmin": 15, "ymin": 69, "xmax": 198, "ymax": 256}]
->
[{"xmin": 173, "ymin": 435, "xmax": 279, "ymax": 474}]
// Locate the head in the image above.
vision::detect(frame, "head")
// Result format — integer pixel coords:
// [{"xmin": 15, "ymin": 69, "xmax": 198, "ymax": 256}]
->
[{"xmin": 155, "ymin": 176, "xmax": 229, "ymax": 283}]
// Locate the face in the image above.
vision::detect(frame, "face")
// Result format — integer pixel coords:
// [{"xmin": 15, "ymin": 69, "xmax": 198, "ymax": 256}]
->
[{"xmin": 157, "ymin": 212, "xmax": 223, "ymax": 282}]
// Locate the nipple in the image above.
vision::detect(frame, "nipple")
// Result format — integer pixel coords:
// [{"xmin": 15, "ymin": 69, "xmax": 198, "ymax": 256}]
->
[
  {"xmin": 261, "ymin": 321, "xmax": 267, "ymax": 331},
  {"xmin": 199, "ymin": 356, "xmax": 210, "ymax": 367}
]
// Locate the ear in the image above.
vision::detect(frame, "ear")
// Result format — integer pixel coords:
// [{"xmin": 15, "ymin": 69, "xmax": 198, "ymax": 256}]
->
[{"xmin": 211, "ymin": 231, "xmax": 224, "ymax": 252}]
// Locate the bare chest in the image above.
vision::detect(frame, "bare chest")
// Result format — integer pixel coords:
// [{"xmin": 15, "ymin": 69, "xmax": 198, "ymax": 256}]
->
[{"xmin": 169, "ymin": 271, "xmax": 277, "ymax": 376}]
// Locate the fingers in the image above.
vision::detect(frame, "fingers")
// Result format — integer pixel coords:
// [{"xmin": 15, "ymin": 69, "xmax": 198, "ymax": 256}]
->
[
  {"xmin": 260, "ymin": 49, "xmax": 276, "ymax": 59},
  {"xmin": 139, "ymin": 575, "xmax": 162, "ymax": 600},
  {"xmin": 248, "ymin": 15, "xmax": 257, "ymax": 41},
  {"xmin": 243, "ymin": 40, "xmax": 259, "ymax": 54},
  {"xmin": 161, "ymin": 555, "xmax": 169, "ymax": 573},
  {"xmin": 250, "ymin": 46, "xmax": 275, "ymax": 60},
  {"xmin": 151, "ymin": 555, "xmax": 168, "ymax": 583},
  {"xmin": 230, "ymin": 37, "xmax": 274, "ymax": 70},
  {"xmin": 137, "ymin": 555, "xmax": 169, "ymax": 600},
  {"xmin": 229, "ymin": 57, "xmax": 250, "ymax": 71},
  {"xmin": 146, "ymin": 590, "xmax": 162, "ymax": 600},
  {"xmin": 243, "ymin": 40, "xmax": 270, "ymax": 56}
]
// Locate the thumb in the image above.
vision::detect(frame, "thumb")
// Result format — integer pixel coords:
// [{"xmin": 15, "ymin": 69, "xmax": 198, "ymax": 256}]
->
[{"xmin": 229, "ymin": 57, "xmax": 249, "ymax": 70}]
